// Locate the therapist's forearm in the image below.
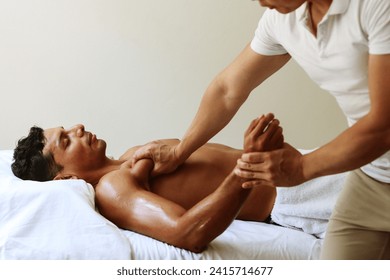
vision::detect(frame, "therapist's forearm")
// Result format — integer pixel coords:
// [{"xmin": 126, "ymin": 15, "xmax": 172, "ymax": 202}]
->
[
  {"xmin": 177, "ymin": 77, "xmax": 248, "ymax": 160},
  {"xmin": 175, "ymin": 45, "xmax": 291, "ymax": 162},
  {"xmin": 302, "ymin": 114, "xmax": 390, "ymax": 180}
]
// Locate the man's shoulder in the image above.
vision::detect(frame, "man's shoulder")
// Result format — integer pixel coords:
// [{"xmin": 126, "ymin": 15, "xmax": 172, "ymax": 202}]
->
[{"xmin": 96, "ymin": 164, "xmax": 137, "ymax": 196}]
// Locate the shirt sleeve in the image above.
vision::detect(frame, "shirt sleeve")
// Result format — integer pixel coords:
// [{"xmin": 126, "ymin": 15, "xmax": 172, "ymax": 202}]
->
[
  {"xmin": 363, "ymin": 0, "xmax": 390, "ymax": 55},
  {"xmin": 250, "ymin": 9, "xmax": 288, "ymax": 56}
]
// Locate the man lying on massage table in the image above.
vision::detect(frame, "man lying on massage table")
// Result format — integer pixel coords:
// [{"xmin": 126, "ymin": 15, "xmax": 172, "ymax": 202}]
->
[{"xmin": 11, "ymin": 114, "xmax": 282, "ymax": 253}]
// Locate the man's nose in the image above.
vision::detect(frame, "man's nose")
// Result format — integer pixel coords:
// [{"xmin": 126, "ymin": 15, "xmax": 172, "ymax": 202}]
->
[{"xmin": 69, "ymin": 124, "xmax": 85, "ymax": 137}]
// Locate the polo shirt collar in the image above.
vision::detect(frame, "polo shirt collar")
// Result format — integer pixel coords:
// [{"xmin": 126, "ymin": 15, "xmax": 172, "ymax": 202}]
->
[
  {"xmin": 296, "ymin": 0, "xmax": 350, "ymax": 21},
  {"xmin": 296, "ymin": 2, "xmax": 309, "ymax": 21},
  {"xmin": 327, "ymin": 0, "xmax": 350, "ymax": 15}
]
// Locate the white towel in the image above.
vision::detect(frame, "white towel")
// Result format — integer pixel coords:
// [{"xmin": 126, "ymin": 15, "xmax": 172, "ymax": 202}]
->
[{"xmin": 271, "ymin": 173, "xmax": 347, "ymax": 239}]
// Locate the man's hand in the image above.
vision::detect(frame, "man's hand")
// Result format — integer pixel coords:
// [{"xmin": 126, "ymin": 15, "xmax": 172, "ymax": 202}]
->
[
  {"xmin": 243, "ymin": 113, "xmax": 284, "ymax": 153},
  {"xmin": 132, "ymin": 140, "xmax": 183, "ymax": 176},
  {"xmin": 235, "ymin": 143, "xmax": 305, "ymax": 188},
  {"xmin": 236, "ymin": 113, "xmax": 286, "ymax": 188}
]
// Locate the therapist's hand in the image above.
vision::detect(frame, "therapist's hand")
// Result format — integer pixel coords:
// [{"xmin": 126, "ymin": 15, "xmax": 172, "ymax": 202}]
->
[
  {"xmin": 235, "ymin": 143, "xmax": 305, "ymax": 188},
  {"xmin": 132, "ymin": 141, "xmax": 184, "ymax": 176}
]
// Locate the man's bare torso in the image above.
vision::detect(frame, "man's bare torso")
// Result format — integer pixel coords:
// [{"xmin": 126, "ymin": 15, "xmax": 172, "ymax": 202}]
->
[{"xmin": 112, "ymin": 139, "xmax": 275, "ymax": 221}]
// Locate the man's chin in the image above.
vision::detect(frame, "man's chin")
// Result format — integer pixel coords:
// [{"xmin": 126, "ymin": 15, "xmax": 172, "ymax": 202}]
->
[
  {"xmin": 94, "ymin": 139, "xmax": 107, "ymax": 153},
  {"xmin": 100, "ymin": 139, "xmax": 107, "ymax": 150}
]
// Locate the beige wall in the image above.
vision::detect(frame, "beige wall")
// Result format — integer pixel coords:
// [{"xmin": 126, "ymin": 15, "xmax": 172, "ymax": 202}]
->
[{"xmin": 0, "ymin": 0, "xmax": 347, "ymax": 157}]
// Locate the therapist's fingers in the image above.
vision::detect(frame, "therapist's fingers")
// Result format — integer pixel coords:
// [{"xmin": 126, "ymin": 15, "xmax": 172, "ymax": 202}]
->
[
  {"xmin": 132, "ymin": 144, "xmax": 153, "ymax": 166},
  {"xmin": 240, "ymin": 151, "xmax": 268, "ymax": 164},
  {"xmin": 132, "ymin": 142, "xmax": 172, "ymax": 165},
  {"xmin": 242, "ymin": 180, "xmax": 275, "ymax": 189},
  {"xmin": 235, "ymin": 151, "xmax": 280, "ymax": 182},
  {"xmin": 236, "ymin": 157, "xmax": 263, "ymax": 171},
  {"xmin": 234, "ymin": 164, "xmax": 276, "ymax": 188},
  {"xmin": 236, "ymin": 143, "xmax": 305, "ymax": 187}
]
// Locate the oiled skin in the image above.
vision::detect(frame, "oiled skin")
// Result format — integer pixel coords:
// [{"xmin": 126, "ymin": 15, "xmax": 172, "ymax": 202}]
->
[{"xmin": 119, "ymin": 140, "xmax": 276, "ymax": 222}]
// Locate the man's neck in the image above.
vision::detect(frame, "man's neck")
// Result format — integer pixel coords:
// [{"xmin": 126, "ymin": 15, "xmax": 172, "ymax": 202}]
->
[
  {"xmin": 86, "ymin": 157, "xmax": 126, "ymax": 187},
  {"xmin": 308, "ymin": 0, "xmax": 332, "ymax": 35}
]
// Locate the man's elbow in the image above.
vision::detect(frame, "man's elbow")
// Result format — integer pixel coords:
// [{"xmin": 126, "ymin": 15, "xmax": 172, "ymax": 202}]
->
[
  {"xmin": 178, "ymin": 238, "xmax": 209, "ymax": 253},
  {"xmin": 182, "ymin": 242, "xmax": 208, "ymax": 253},
  {"xmin": 168, "ymin": 230, "xmax": 212, "ymax": 253}
]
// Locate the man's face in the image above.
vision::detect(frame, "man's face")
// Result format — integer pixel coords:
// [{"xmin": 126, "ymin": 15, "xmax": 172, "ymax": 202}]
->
[
  {"xmin": 257, "ymin": 0, "xmax": 307, "ymax": 14},
  {"xmin": 43, "ymin": 124, "xmax": 106, "ymax": 178}
]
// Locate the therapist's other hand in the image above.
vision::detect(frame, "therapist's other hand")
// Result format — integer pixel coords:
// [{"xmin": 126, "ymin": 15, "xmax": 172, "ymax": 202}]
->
[
  {"xmin": 132, "ymin": 141, "xmax": 183, "ymax": 176},
  {"xmin": 235, "ymin": 143, "xmax": 304, "ymax": 188}
]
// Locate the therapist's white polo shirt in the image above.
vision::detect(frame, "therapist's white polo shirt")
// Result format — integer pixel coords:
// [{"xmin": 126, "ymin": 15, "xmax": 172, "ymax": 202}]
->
[{"xmin": 250, "ymin": 0, "xmax": 390, "ymax": 183}]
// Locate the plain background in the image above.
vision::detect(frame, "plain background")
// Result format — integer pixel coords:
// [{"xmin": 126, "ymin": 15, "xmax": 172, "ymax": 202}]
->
[{"xmin": 0, "ymin": 0, "xmax": 347, "ymax": 158}]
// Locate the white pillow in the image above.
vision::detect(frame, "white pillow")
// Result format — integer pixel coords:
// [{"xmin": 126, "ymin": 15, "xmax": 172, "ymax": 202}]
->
[{"xmin": 0, "ymin": 150, "xmax": 131, "ymax": 259}]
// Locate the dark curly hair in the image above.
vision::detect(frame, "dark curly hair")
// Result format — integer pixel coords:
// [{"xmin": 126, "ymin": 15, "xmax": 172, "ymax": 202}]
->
[{"xmin": 11, "ymin": 126, "xmax": 63, "ymax": 181}]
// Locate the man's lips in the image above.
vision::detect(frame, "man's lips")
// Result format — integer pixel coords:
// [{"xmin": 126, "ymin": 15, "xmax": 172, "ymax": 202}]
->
[
  {"xmin": 90, "ymin": 133, "xmax": 97, "ymax": 144},
  {"xmin": 87, "ymin": 132, "xmax": 97, "ymax": 145}
]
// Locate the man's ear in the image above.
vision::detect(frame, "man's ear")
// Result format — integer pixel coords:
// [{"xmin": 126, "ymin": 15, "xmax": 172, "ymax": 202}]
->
[{"xmin": 53, "ymin": 173, "xmax": 79, "ymax": 180}]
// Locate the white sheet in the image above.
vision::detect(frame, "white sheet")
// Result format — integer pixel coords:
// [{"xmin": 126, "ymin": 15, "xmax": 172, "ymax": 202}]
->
[
  {"xmin": 0, "ymin": 149, "xmax": 335, "ymax": 260},
  {"xmin": 0, "ymin": 150, "xmax": 131, "ymax": 259},
  {"xmin": 123, "ymin": 220, "xmax": 322, "ymax": 260}
]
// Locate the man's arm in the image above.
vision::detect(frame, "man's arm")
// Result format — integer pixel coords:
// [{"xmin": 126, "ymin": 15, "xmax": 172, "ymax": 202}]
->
[
  {"xmin": 132, "ymin": 44, "xmax": 290, "ymax": 175},
  {"xmin": 95, "ymin": 161, "xmax": 250, "ymax": 253},
  {"xmin": 96, "ymin": 116, "xmax": 281, "ymax": 253},
  {"xmin": 236, "ymin": 54, "xmax": 390, "ymax": 187}
]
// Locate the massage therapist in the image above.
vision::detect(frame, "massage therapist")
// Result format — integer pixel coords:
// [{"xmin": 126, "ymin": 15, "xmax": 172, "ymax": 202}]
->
[{"xmin": 133, "ymin": 0, "xmax": 390, "ymax": 259}]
